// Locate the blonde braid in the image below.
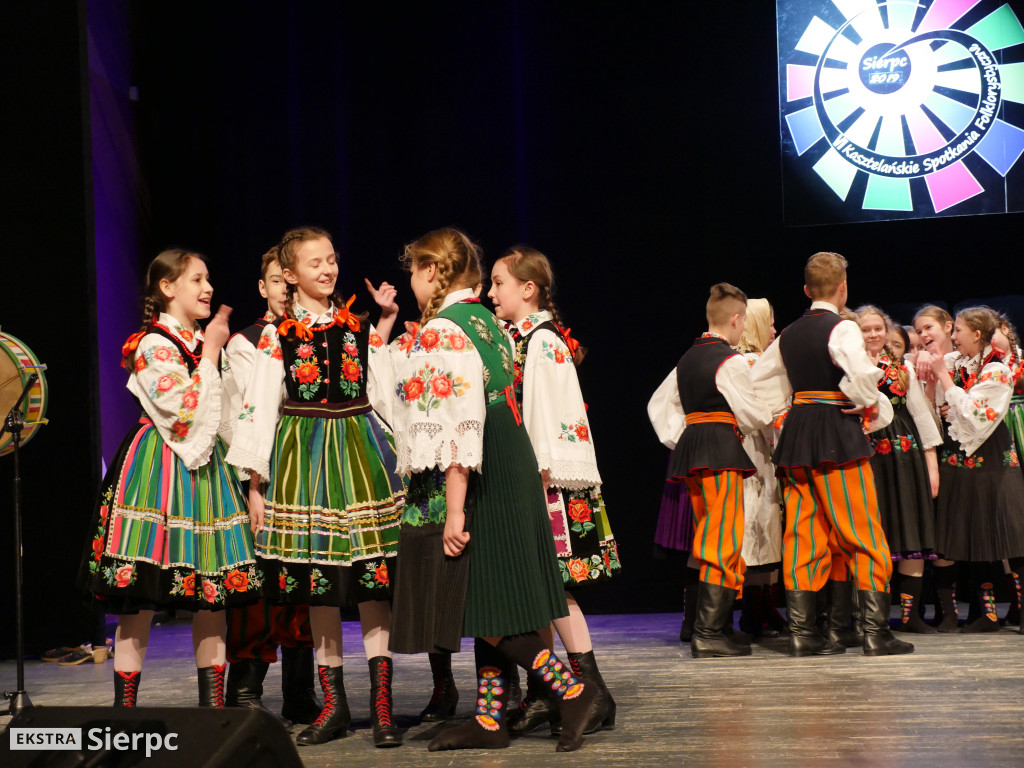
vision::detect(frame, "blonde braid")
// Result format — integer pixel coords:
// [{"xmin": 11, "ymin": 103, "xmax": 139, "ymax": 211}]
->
[{"xmin": 421, "ymin": 257, "xmax": 456, "ymax": 324}]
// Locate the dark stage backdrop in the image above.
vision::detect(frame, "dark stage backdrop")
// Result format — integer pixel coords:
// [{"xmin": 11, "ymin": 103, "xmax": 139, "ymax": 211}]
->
[{"xmin": 3, "ymin": 3, "xmax": 1024, "ymax": 653}]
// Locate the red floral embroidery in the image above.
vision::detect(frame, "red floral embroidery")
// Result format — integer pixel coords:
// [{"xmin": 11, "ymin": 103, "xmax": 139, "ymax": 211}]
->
[
  {"xmin": 279, "ymin": 573, "xmax": 288, "ymax": 591},
  {"xmin": 567, "ymin": 499, "xmax": 593, "ymax": 524},
  {"xmin": 296, "ymin": 343, "xmax": 314, "ymax": 359},
  {"xmin": 574, "ymin": 423, "xmax": 589, "ymax": 441},
  {"xmin": 403, "ymin": 377, "xmax": 425, "ymax": 401},
  {"xmin": 294, "ymin": 361, "xmax": 319, "ymax": 384},
  {"xmin": 985, "ymin": 407, "xmax": 998, "ymax": 421},
  {"xmin": 374, "ymin": 563, "xmax": 389, "ymax": 586},
  {"xmin": 875, "ymin": 438, "xmax": 892, "ymax": 454},
  {"xmin": 554, "ymin": 349, "xmax": 566, "ymax": 364},
  {"xmin": 369, "ymin": 332, "xmax": 383, "ymax": 348},
  {"xmin": 899, "ymin": 436, "xmax": 912, "ymax": 452},
  {"xmin": 419, "ymin": 329, "xmax": 441, "ymax": 351},
  {"xmin": 430, "ymin": 374, "xmax": 454, "ymax": 399},
  {"xmin": 344, "ymin": 342, "xmax": 358, "ymax": 357},
  {"xmin": 181, "ymin": 573, "xmax": 196, "ymax": 596},
  {"xmin": 134, "ymin": 356, "xmax": 147, "ymax": 373},
  {"xmin": 965, "ymin": 457, "xmax": 976, "ymax": 468},
  {"xmin": 156, "ymin": 375, "xmax": 175, "ymax": 392},
  {"xmin": 224, "ymin": 569, "xmax": 249, "ymax": 592},
  {"xmin": 342, "ymin": 359, "xmax": 361, "ymax": 382},
  {"xmin": 449, "ymin": 333, "xmax": 467, "ymax": 351},
  {"xmin": 566, "ymin": 558, "xmax": 590, "ymax": 583},
  {"xmin": 202, "ymin": 580, "xmax": 219, "ymax": 603},
  {"xmin": 115, "ymin": 565, "xmax": 133, "ymax": 588},
  {"xmin": 271, "ymin": 347, "xmax": 283, "ymax": 360},
  {"xmin": 257, "ymin": 334, "xmax": 273, "ymax": 350},
  {"xmin": 181, "ymin": 390, "xmax": 199, "ymax": 410},
  {"xmin": 171, "ymin": 420, "xmax": 190, "ymax": 439},
  {"xmin": 153, "ymin": 347, "xmax": 173, "ymax": 362}
]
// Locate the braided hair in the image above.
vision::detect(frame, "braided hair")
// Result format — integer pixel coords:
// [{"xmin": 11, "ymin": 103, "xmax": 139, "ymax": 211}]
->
[
  {"xmin": 124, "ymin": 248, "xmax": 203, "ymax": 369},
  {"xmin": 401, "ymin": 227, "xmax": 483, "ymax": 324},
  {"xmin": 499, "ymin": 244, "xmax": 587, "ymax": 365}
]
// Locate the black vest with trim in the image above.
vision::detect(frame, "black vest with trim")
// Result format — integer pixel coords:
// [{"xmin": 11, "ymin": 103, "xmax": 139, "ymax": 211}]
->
[
  {"xmin": 237, "ymin": 318, "xmax": 271, "ymax": 349},
  {"xmin": 772, "ymin": 309, "xmax": 873, "ymax": 469},
  {"xmin": 667, "ymin": 336, "xmax": 755, "ymax": 479}
]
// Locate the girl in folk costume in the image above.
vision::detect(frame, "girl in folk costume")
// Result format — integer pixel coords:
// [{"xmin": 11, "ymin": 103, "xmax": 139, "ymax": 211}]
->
[
  {"xmin": 389, "ymin": 227, "xmax": 605, "ymax": 753},
  {"xmin": 924, "ymin": 307, "xmax": 1024, "ymax": 633},
  {"xmin": 856, "ymin": 306, "xmax": 942, "ymax": 634},
  {"xmin": 487, "ymin": 245, "xmax": 618, "ymax": 737},
  {"xmin": 226, "ymin": 227, "xmax": 407, "ymax": 747},
  {"xmin": 732, "ymin": 298, "xmax": 788, "ymax": 639},
  {"xmin": 219, "ymin": 248, "xmax": 319, "ymax": 724},
  {"xmin": 914, "ymin": 305, "xmax": 960, "ymax": 630},
  {"xmin": 86, "ymin": 249, "xmax": 259, "ymax": 708}
]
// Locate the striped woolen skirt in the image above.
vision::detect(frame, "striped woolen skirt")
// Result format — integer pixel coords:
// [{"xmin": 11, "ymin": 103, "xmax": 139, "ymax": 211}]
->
[
  {"xmin": 87, "ymin": 420, "xmax": 260, "ymax": 612},
  {"xmin": 257, "ymin": 408, "xmax": 405, "ymax": 607}
]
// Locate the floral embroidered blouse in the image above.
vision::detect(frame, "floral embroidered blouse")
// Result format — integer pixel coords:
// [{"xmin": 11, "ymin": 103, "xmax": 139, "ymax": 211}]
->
[
  {"xmin": 940, "ymin": 346, "xmax": 1013, "ymax": 457},
  {"xmin": 224, "ymin": 301, "xmax": 390, "ymax": 479},
  {"xmin": 876, "ymin": 355, "xmax": 943, "ymax": 450},
  {"xmin": 127, "ymin": 312, "xmax": 222, "ymax": 471},
  {"xmin": 512, "ymin": 310, "xmax": 601, "ymax": 490},
  {"xmin": 220, "ymin": 311, "xmax": 276, "ymax": 448},
  {"xmin": 390, "ymin": 288, "xmax": 489, "ymax": 475}
]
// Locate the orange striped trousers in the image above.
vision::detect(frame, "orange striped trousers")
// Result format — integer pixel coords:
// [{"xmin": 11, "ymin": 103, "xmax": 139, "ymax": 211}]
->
[
  {"xmin": 779, "ymin": 459, "xmax": 891, "ymax": 593},
  {"xmin": 684, "ymin": 469, "xmax": 747, "ymax": 590}
]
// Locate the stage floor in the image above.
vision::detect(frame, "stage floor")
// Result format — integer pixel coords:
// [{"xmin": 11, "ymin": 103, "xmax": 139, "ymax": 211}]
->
[{"xmin": 3, "ymin": 611, "xmax": 1024, "ymax": 767}]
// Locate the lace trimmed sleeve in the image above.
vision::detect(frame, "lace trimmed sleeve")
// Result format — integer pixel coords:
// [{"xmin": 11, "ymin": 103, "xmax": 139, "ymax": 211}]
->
[
  {"xmin": 126, "ymin": 332, "xmax": 222, "ymax": 471},
  {"xmin": 392, "ymin": 318, "xmax": 486, "ymax": 474},
  {"xmin": 224, "ymin": 323, "xmax": 286, "ymax": 479},
  {"xmin": 944, "ymin": 361, "xmax": 1013, "ymax": 457},
  {"xmin": 365, "ymin": 323, "xmax": 396, "ymax": 429},
  {"xmin": 522, "ymin": 328, "xmax": 601, "ymax": 490}
]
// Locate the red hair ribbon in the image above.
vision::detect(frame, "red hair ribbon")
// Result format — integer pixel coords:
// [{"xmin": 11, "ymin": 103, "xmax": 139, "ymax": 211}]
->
[
  {"xmin": 334, "ymin": 295, "xmax": 361, "ymax": 332},
  {"xmin": 503, "ymin": 385, "xmax": 523, "ymax": 427},
  {"xmin": 556, "ymin": 325, "xmax": 580, "ymax": 358},
  {"xmin": 120, "ymin": 330, "xmax": 147, "ymax": 369},
  {"xmin": 278, "ymin": 319, "xmax": 314, "ymax": 342}
]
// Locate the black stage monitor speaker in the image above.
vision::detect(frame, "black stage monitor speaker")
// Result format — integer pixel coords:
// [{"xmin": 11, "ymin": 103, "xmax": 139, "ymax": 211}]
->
[{"xmin": 2, "ymin": 706, "xmax": 302, "ymax": 768}]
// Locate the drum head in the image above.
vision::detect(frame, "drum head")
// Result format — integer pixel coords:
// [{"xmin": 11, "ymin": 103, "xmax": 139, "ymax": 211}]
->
[{"xmin": 0, "ymin": 331, "xmax": 48, "ymax": 455}]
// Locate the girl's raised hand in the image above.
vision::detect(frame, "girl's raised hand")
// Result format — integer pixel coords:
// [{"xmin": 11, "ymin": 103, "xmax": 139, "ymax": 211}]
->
[
  {"xmin": 365, "ymin": 278, "xmax": 398, "ymax": 318},
  {"xmin": 202, "ymin": 305, "xmax": 232, "ymax": 361}
]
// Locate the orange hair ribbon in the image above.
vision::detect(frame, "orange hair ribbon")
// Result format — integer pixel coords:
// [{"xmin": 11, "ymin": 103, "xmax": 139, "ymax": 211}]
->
[
  {"xmin": 558, "ymin": 325, "xmax": 580, "ymax": 358},
  {"xmin": 334, "ymin": 295, "xmax": 361, "ymax": 332},
  {"xmin": 120, "ymin": 330, "xmax": 147, "ymax": 369},
  {"xmin": 398, "ymin": 322, "xmax": 420, "ymax": 354},
  {"xmin": 278, "ymin": 319, "xmax": 314, "ymax": 342}
]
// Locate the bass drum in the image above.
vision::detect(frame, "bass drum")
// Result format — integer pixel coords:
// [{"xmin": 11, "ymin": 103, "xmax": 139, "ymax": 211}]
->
[{"xmin": 0, "ymin": 329, "xmax": 48, "ymax": 456}]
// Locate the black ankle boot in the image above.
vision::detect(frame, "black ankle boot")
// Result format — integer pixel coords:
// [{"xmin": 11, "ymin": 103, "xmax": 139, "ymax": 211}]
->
[
  {"xmin": 114, "ymin": 669, "xmax": 140, "ymax": 708},
  {"xmin": 280, "ymin": 646, "xmax": 322, "ymax": 725},
  {"xmin": 296, "ymin": 665, "xmax": 351, "ymax": 746},
  {"xmin": 226, "ymin": 659, "xmax": 271, "ymax": 708},
  {"xmin": 933, "ymin": 564, "xmax": 960, "ymax": 631},
  {"xmin": 786, "ymin": 589, "xmax": 846, "ymax": 656},
  {"xmin": 679, "ymin": 581, "xmax": 699, "ymax": 642},
  {"xmin": 828, "ymin": 580, "xmax": 863, "ymax": 647},
  {"xmin": 860, "ymin": 590, "xmax": 915, "ymax": 655},
  {"xmin": 428, "ymin": 639, "xmax": 510, "ymax": 752},
  {"xmin": 567, "ymin": 651, "xmax": 616, "ymax": 732},
  {"xmin": 508, "ymin": 669, "xmax": 559, "ymax": 736},
  {"xmin": 692, "ymin": 582, "xmax": 751, "ymax": 658},
  {"xmin": 368, "ymin": 656, "xmax": 401, "ymax": 747},
  {"xmin": 420, "ymin": 651, "xmax": 458, "ymax": 723},
  {"xmin": 197, "ymin": 664, "xmax": 227, "ymax": 708},
  {"xmin": 897, "ymin": 575, "xmax": 937, "ymax": 634}
]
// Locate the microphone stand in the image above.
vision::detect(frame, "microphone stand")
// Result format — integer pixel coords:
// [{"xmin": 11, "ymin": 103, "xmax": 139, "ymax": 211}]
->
[{"xmin": 2, "ymin": 373, "xmax": 38, "ymax": 717}]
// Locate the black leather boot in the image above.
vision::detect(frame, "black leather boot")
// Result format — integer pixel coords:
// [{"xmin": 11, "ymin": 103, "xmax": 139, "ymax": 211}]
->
[
  {"xmin": 296, "ymin": 665, "xmax": 351, "ymax": 745},
  {"xmin": 113, "ymin": 669, "xmax": 140, "ymax": 708},
  {"xmin": 786, "ymin": 590, "xmax": 846, "ymax": 656},
  {"xmin": 368, "ymin": 656, "xmax": 402, "ymax": 747},
  {"xmin": 197, "ymin": 664, "xmax": 227, "ymax": 708},
  {"xmin": 933, "ymin": 564, "xmax": 960, "ymax": 631},
  {"xmin": 763, "ymin": 581, "xmax": 789, "ymax": 634},
  {"xmin": 691, "ymin": 582, "xmax": 751, "ymax": 658},
  {"xmin": 508, "ymin": 668, "xmax": 560, "ymax": 736},
  {"xmin": 679, "ymin": 581, "xmax": 699, "ymax": 642},
  {"xmin": 226, "ymin": 659, "xmax": 270, "ymax": 708},
  {"xmin": 420, "ymin": 651, "xmax": 458, "ymax": 723},
  {"xmin": 567, "ymin": 651, "xmax": 616, "ymax": 732},
  {"xmin": 280, "ymin": 646, "xmax": 322, "ymax": 725},
  {"xmin": 428, "ymin": 639, "xmax": 511, "ymax": 751},
  {"xmin": 828, "ymin": 580, "xmax": 863, "ymax": 647},
  {"xmin": 897, "ymin": 575, "xmax": 937, "ymax": 634},
  {"xmin": 860, "ymin": 590, "xmax": 915, "ymax": 655}
]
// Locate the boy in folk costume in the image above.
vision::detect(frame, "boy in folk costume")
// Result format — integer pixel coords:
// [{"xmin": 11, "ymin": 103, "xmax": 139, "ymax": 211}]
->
[
  {"xmin": 649, "ymin": 283, "xmax": 772, "ymax": 657},
  {"xmin": 750, "ymin": 252, "xmax": 913, "ymax": 657}
]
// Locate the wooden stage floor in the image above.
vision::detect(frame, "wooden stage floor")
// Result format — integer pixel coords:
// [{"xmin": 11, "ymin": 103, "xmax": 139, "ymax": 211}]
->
[{"xmin": 3, "ymin": 611, "xmax": 1023, "ymax": 767}]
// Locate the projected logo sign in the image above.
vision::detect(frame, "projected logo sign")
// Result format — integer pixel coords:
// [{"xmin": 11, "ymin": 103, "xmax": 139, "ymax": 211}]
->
[{"xmin": 779, "ymin": 0, "xmax": 1024, "ymax": 223}]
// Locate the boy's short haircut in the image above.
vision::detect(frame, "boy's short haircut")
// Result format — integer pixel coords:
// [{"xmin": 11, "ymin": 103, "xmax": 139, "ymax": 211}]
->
[
  {"xmin": 707, "ymin": 282, "xmax": 748, "ymax": 326},
  {"xmin": 260, "ymin": 247, "xmax": 279, "ymax": 281},
  {"xmin": 804, "ymin": 251, "xmax": 848, "ymax": 299}
]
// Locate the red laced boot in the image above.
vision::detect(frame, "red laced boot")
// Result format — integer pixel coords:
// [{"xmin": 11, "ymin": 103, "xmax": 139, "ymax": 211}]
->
[
  {"xmin": 296, "ymin": 666, "xmax": 351, "ymax": 746},
  {"xmin": 368, "ymin": 656, "xmax": 402, "ymax": 747},
  {"xmin": 113, "ymin": 669, "xmax": 140, "ymax": 708}
]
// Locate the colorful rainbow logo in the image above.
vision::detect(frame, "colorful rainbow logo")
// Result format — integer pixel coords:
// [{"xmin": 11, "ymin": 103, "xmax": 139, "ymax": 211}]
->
[{"xmin": 781, "ymin": 0, "xmax": 1024, "ymax": 216}]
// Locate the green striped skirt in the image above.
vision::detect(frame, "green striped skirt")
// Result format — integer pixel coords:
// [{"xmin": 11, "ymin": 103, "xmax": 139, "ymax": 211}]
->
[
  {"xmin": 257, "ymin": 409, "xmax": 405, "ymax": 607},
  {"xmin": 87, "ymin": 419, "xmax": 260, "ymax": 612}
]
